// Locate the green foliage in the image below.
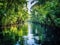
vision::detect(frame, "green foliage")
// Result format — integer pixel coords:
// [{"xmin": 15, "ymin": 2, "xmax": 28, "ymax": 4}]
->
[
  {"xmin": 30, "ymin": 0, "xmax": 60, "ymax": 42},
  {"xmin": 0, "ymin": 0, "xmax": 28, "ymax": 45},
  {"xmin": 31, "ymin": 0, "xmax": 60, "ymax": 27},
  {"xmin": 0, "ymin": 0, "xmax": 28, "ymax": 25},
  {"xmin": 1, "ymin": 23, "xmax": 28, "ymax": 45}
]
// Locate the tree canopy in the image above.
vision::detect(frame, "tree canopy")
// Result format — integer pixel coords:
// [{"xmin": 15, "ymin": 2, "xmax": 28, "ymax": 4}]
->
[
  {"xmin": 31, "ymin": 0, "xmax": 60, "ymax": 27},
  {"xmin": 0, "ymin": 0, "xmax": 28, "ymax": 26},
  {"xmin": 0, "ymin": 0, "xmax": 28, "ymax": 45}
]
